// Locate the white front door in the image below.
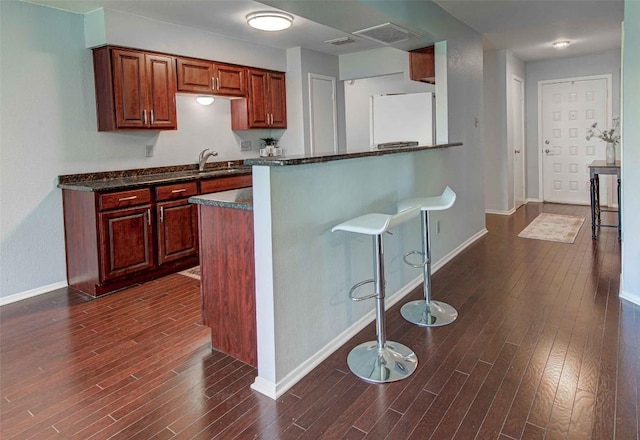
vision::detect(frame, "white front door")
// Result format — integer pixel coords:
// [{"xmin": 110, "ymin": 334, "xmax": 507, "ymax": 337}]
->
[
  {"xmin": 512, "ymin": 75, "xmax": 525, "ymax": 209},
  {"xmin": 541, "ymin": 77, "xmax": 611, "ymax": 205},
  {"xmin": 309, "ymin": 73, "xmax": 338, "ymax": 155}
]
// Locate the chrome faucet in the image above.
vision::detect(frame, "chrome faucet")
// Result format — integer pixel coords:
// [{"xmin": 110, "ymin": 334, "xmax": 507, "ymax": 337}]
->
[{"xmin": 198, "ymin": 148, "xmax": 218, "ymax": 171}]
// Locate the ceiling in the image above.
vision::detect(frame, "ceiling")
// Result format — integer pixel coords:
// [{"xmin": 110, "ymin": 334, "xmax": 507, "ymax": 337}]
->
[{"xmin": 26, "ymin": 0, "xmax": 624, "ymax": 61}]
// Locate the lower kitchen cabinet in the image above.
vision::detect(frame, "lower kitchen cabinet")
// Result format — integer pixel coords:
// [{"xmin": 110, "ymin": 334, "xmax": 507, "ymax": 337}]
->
[
  {"xmin": 61, "ymin": 173, "xmax": 252, "ymax": 297},
  {"xmin": 157, "ymin": 198, "xmax": 198, "ymax": 265},
  {"xmin": 99, "ymin": 205, "xmax": 154, "ymax": 282}
]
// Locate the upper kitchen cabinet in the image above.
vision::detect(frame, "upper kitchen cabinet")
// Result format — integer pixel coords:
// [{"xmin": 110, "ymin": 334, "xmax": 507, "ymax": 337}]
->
[
  {"xmin": 409, "ymin": 46, "xmax": 435, "ymax": 84},
  {"xmin": 176, "ymin": 57, "xmax": 246, "ymax": 97},
  {"xmin": 231, "ymin": 68, "xmax": 286, "ymax": 130},
  {"xmin": 93, "ymin": 46, "xmax": 177, "ymax": 131}
]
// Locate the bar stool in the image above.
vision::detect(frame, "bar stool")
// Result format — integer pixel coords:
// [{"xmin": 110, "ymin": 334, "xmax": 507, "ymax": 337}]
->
[
  {"xmin": 399, "ymin": 186, "xmax": 458, "ymax": 327},
  {"xmin": 332, "ymin": 205, "xmax": 421, "ymax": 383}
]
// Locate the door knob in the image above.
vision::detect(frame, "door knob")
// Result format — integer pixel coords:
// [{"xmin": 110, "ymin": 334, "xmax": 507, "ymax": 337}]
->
[
  {"xmin": 545, "ymin": 149, "xmax": 551, "ymax": 154},
  {"xmin": 545, "ymin": 140, "xmax": 550, "ymax": 145}
]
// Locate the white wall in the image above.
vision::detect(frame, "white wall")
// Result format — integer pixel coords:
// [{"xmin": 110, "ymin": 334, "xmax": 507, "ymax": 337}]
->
[
  {"xmin": 0, "ymin": 1, "xmax": 299, "ymax": 300},
  {"xmin": 524, "ymin": 49, "xmax": 621, "ymax": 200},
  {"xmin": 483, "ymin": 50, "xmax": 508, "ymax": 212},
  {"xmin": 621, "ymin": 1, "xmax": 640, "ymax": 306}
]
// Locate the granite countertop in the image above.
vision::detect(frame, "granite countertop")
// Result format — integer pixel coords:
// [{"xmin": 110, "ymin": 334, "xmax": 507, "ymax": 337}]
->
[
  {"xmin": 58, "ymin": 161, "xmax": 252, "ymax": 192},
  {"xmin": 189, "ymin": 188, "xmax": 253, "ymax": 210},
  {"xmin": 244, "ymin": 142, "xmax": 463, "ymax": 166}
]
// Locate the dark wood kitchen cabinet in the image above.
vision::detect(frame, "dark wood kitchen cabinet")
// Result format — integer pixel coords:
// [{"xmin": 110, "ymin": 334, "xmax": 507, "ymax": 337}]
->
[
  {"xmin": 61, "ymin": 173, "xmax": 252, "ymax": 297},
  {"xmin": 93, "ymin": 46, "xmax": 177, "ymax": 131},
  {"xmin": 409, "ymin": 45, "xmax": 436, "ymax": 84},
  {"xmin": 176, "ymin": 57, "xmax": 246, "ymax": 97},
  {"xmin": 155, "ymin": 182, "xmax": 199, "ymax": 265},
  {"xmin": 231, "ymin": 68, "xmax": 286, "ymax": 129},
  {"xmin": 99, "ymin": 204, "xmax": 154, "ymax": 281}
]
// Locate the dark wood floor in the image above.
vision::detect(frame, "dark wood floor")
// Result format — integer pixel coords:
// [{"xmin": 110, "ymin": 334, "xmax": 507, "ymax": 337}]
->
[{"xmin": 1, "ymin": 203, "xmax": 638, "ymax": 440}]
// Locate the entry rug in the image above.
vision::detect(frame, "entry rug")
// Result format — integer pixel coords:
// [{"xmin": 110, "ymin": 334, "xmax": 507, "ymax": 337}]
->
[
  {"xmin": 178, "ymin": 266, "xmax": 201, "ymax": 280},
  {"xmin": 518, "ymin": 213, "xmax": 585, "ymax": 244}
]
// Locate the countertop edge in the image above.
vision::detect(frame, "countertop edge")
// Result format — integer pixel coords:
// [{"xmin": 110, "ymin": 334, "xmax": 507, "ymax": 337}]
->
[
  {"xmin": 189, "ymin": 189, "xmax": 253, "ymax": 211},
  {"xmin": 244, "ymin": 142, "xmax": 463, "ymax": 166}
]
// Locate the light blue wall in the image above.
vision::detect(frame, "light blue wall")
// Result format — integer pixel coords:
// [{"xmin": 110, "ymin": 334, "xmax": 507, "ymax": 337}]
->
[{"xmin": 621, "ymin": 1, "xmax": 640, "ymax": 305}]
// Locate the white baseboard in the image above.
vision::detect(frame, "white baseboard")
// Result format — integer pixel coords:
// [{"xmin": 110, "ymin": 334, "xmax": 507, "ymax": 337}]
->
[
  {"xmin": 0, "ymin": 281, "xmax": 68, "ymax": 307},
  {"xmin": 251, "ymin": 227, "xmax": 489, "ymax": 400},
  {"xmin": 527, "ymin": 198, "xmax": 543, "ymax": 203},
  {"xmin": 620, "ymin": 288, "xmax": 640, "ymax": 306},
  {"xmin": 485, "ymin": 208, "xmax": 516, "ymax": 216}
]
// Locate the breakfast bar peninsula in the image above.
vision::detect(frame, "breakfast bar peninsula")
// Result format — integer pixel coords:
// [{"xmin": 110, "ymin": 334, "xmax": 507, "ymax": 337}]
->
[{"xmin": 192, "ymin": 142, "xmax": 471, "ymax": 399}]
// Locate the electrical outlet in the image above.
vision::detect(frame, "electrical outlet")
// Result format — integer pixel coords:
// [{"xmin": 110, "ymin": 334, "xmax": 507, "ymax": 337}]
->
[
  {"xmin": 240, "ymin": 140, "xmax": 252, "ymax": 151},
  {"xmin": 145, "ymin": 145, "xmax": 153, "ymax": 157}
]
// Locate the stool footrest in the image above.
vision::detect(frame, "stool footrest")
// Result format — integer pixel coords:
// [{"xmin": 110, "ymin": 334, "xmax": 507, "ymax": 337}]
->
[
  {"xmin": 403, "ymin": 250, "xmax": 428, "ymax": 268},
  {"xmin": 349, "ymin": 279, "xmax": 376, "ymax": 301}
]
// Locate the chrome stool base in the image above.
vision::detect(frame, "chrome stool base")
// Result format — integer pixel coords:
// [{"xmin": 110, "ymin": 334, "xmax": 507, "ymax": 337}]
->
[
  {"xmin": 347, "ymin": 341, "xmax": 418, "ymax": 383},
  {"xmin": 400, "ymin": 299, "xmax": 458, "ymax": 327}
]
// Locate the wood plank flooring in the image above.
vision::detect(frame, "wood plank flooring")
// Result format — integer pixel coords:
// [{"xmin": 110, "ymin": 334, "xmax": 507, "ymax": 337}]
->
[{"xmin": 1, "ymin": 203, "xmax": 638, "ymax": 439}]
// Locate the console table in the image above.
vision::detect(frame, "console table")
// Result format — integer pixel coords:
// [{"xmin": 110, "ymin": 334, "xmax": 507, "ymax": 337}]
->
[{"xmin": 588, "ymin": 160, "xmax": 621, "ymax": 240}]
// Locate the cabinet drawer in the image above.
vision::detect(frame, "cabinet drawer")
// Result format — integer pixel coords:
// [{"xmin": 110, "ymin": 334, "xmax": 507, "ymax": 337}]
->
[
  {"xmin": 156, "ymin": 182, "xmax": 198, "ymax": 201},
  {"xmin": 200, "ymin": 175, "xmax": 252, "ymax": 194},
  {"xmin": 99, "ymin": 188, "xmax": 151, "ymax": 211}
]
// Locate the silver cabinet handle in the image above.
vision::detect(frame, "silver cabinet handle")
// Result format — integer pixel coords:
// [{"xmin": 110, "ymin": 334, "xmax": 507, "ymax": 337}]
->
[
  {"xmin": 118, "ymin": 195, "xmax": 137, "ymax": 202},
  {"xmin": 160, "ymin": 206, "xmax": 164, "ymax": 222},
  {"xmin": 150, "ymin": 109, "xmax": 154, "ymax": 124},
  {"xmin": 171, "ymin": 188, "xmax": 187, "ymax": 193},
  {"xmin": 143, "ymin": 109, "xmax": 148, "ymax": 125},
  {"xmin": 147, "ymin": 208, "xmax": 151, "ymax": 225},
  {"xmin": 212, "ymin": 77, "xmax": 216, "ymax": 90},
  {"xmin": 514, "ymin": 150, "xmax": 521, "ymax": 154}
]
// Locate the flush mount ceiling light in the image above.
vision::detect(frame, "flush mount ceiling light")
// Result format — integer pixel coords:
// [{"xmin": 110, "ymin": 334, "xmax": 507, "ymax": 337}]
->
[
  {"xmin": 553, "ymin": 40, "xmax": 571, "ymax": 49},
  {"xmin": 196, "ymin": 96, "xmax": 214, "ymax": 105},
  {"xmin": 246, "ymin": 11, "xmax": 293, "ymax": 31}
]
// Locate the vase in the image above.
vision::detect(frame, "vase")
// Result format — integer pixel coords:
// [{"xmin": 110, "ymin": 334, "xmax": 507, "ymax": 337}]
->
[{"xmin": 606, "ymin": 142, "xmax": 616, "ymax": 164}]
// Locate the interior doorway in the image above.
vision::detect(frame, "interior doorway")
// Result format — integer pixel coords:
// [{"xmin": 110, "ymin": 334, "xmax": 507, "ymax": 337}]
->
[
  {"xmin": 539, "ymin": 75, "xmax": 612, "ymax": 205},
  {"xmin": 511, "ymin": 75, "xmax": 525, "ymax": 210},
  {"xmin": 309, "ymin": 73, "xmax": 338, "ymax": 155}
]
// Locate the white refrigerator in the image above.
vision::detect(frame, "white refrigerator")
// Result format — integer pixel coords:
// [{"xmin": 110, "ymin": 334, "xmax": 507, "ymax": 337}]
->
[{"xmin": 370, "ymin": 92, "xmax": 435, "ymax": 147}]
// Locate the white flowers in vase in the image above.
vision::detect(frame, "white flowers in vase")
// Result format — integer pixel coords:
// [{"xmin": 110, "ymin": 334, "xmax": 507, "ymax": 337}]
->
[{"xmin": 586, "ymin": 116, "xmax": 620, "ymax": 144}]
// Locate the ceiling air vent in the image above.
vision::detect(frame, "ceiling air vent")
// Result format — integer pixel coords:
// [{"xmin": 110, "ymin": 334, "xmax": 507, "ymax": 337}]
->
[
  {"xmin": 352, "ymin": 22, "xmax": 418, "ymax": 45},
  {"xmin": 324, "ymin": 36, "xmax": 357, "ymax": 46}
]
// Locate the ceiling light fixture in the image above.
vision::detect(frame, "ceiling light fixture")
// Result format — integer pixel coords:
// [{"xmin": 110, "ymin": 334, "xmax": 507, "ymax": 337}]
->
[
  {"xmin": 196, "ymin": 96, "xmax": 214, "ymax": 106},
  {"xmin": 246, "ymin": 11, "xmax": 293, "ymax": 32},
  {"xmin": 553, "ymin": 40, "xmax": 571, "ymax": 49}
]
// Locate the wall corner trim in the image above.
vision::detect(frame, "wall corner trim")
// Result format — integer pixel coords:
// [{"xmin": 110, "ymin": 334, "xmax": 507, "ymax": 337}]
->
[
  {"xmin": 0, "ymin": 281, "xmax": 68, "ymax": 307},
  {"xmin": 620, "ymin": 288, "xmax": 640, "ymax": 307}
]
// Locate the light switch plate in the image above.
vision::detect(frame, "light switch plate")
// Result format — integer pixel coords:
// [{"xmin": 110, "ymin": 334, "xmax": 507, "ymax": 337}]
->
[
  {"xmin": 145, "ymin": 145, "xmax": 154, "ymax": 157},
  {"xmin": 240, "ymin": 140, "xmax": 252, "ymax": 151}
]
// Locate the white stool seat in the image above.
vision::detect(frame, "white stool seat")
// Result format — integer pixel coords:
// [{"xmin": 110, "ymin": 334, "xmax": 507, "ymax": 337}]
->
[
  {"xmin": 398, "ymin": 186, "xmax": 456, "ymax": 212},
  {"xmin": 332, "ymin": 206, "xmax": 421, "ymax": 236}
]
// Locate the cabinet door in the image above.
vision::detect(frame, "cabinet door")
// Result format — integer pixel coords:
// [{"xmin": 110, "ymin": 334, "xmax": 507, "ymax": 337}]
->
[
  {"xmin": 409, "ymin": 46, "xmax": 435, "ymax": 84},
  {"xmin": 246, "ymin": 69, "xmax": 270, "ymax": 128},
  {"xmin": 111, "ymin": 49, "xmax": 148, "ymax": 128},
  {"xmin": 99, "ymin": 205, "xmax": 154, "ymax": 281},
  {"xmin": 268, "ymin": 71, "xmax": 287, "ymax": 128},
  {"xmin": 214, "ymin": 64, "xmax": 246, "ymax": 97},
  {"xmin": 176, "ymin": 57, "xmax": 214, "ymax": 93},
  {"xmin": 157, "ymin": 199, "xmax": 198, "ymax": 265},
  {"xmin": 146, "ymin": 54, "xmax": 177, "ymax": 129}
]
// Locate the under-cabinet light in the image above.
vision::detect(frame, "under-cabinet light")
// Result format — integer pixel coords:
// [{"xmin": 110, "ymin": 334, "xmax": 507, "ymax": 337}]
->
[{"xmin": 196, "ymin": 96, "xmax": 214, "ymax": 106}]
